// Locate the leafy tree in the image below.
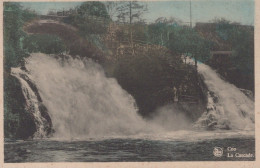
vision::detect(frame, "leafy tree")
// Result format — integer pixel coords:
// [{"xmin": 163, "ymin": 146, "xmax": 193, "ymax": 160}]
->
[
  {"xmin": 168, "ymin": 27, "xmax": 210, "ymax": 66},
  {"xmin": 77, "ymin": 1, "xmax": 110, "ymax": 19},
  {"xmin": 148, "ymin": 22, "xmax": 170, "ymax": 46},
  {"xmin": 67, "ymin": 2, "xmax": 110, "ymax": 35},
  {"xmin": 132, "ymin": 24, "xmax": 149, "ymax": 42},
  {"xmin": 116, "ymin": 1, "xmax": 147, "ymax": 46},
  {"xmin": 116, "ymin": 1, "xmax": 147, "ymax": 24},
  {"xmin": 147, "ymin": 17, "xmax": 182, "ymax": 46},
  {"xmin": 104, "ymin": 2, "xmax": 119, "ymax": 20},
  {"xmin": 212, "ymin": 19, "xmax": 254, "ymax": 90},
  {"xmin": 4, "ymin": 2, "xmax": 27, "ymax": 71},
  {"xmin": 214, "ymin": 19, "xmax": 254, "ymax": 75}
]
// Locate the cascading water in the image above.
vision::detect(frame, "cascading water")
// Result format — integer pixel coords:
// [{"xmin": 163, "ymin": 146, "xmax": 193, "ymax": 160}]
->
[
  {"xmin": 191, "ymin": 59, "xmax": 254, "ymax": 130},
  {"xmin": 11, "ymin": 67, "xmax": 50, "ymax": 138},
  {"xmin": 19, "ymin": 53, "xmax": 160, "ymax": 139},
  {"xmin": 11, "ymin": 53, "xmax": 254, "ymax": 140}
]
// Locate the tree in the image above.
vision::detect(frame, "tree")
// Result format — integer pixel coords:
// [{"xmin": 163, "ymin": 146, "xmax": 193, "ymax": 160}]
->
[
  {"xmin": 116, "ymin": 1, "xmax": 147, "ymax": 24},
  {"xmin": 3, "ymin": 2, "xmax": 34, "ymax": 71},
  {"xmin": 212, "ymin": 19, "xmax": 254, "ymax": 90},
  {"xmin": 116, "ymin": 1, "xmax": 147, "ymax": 51},
  {"xmin": 67, "ymin": 2, "xmax": 110, "ymax": 35},
  {"xmin": 77, "ymin": 1, "xmax": 109, "ymax": 19},
  {"xmin": 104, "ymin": 2, "xmax": 118, "ymax": 20},
  {"xmin": 168, "ymin": 27, "xmax": 210, "ymax": 67},
  {"xmin": 47, "ymin": 9, "xmax": 56, "ymax": 16}
]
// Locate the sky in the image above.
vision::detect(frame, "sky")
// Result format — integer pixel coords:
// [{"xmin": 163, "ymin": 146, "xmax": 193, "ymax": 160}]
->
[{"xmin": 20, "ymin": 0, "xmax": 254, "ymax": 26}]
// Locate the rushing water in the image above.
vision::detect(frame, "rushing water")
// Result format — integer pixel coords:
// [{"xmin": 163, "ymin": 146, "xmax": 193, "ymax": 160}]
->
[
  {"xmin": 195, "ymin": 61, "xmax": 254, "ymax": 130},
  {"xmin": 11, "ymin": 67, "xmax": 50, "ymax": 138},
  {"xmin": 6, "ymin": 53, "xmax": 255, "ymax": 162},
  {"xmin": 4, "ymin": 136, "xmax": 255, "ymax": 162}
]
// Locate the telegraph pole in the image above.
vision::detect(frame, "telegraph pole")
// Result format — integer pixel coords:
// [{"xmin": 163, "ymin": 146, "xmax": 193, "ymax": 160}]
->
[
  {"xmin": 189, "ymin": 0, "xmax": 197, "ymax": 70},
  {"xmin": 190, "ymin": 0, "xmax": 192, "ymax": 28}
]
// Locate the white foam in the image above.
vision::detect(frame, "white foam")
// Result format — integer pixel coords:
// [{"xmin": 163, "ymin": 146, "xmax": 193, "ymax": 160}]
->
[{"xmin": 188, "ymin": 57, "xmax": 254, "ymax": 130}]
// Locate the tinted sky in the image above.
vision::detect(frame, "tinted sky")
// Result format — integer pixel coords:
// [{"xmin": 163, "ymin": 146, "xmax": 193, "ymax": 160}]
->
[{"xmin": 20, "ymin": 0, "xmax": 254, "ymax": 25}]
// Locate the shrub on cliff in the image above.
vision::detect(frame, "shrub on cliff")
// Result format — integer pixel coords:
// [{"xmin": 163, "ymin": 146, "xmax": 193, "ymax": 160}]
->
[{"xmin": 23, "ymin": 34, "xmax": 66, "ymax": 54}]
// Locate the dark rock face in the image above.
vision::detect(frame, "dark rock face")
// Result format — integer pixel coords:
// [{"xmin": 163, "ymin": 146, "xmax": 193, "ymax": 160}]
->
[
  {"xmin": 4, "ymin": 71, "xmax": 53, "ymax": 139},
  {"xmin": 4, "ymin": 75, "xmax": 36, "ymax": 139},
  {"xmin": 113, "ymin": 54, "xmax": 208, "ymax": 121},
  {"xmin": 15, "ymin": 112, "xmax": 37, "ymax": 139},
  {"xmin": 38, "ymin": 104, "xmax": 53, "ymax": 136},
  {"xmin": 18, "ymin": 69, "xmax": 54, "ymax": 138}
]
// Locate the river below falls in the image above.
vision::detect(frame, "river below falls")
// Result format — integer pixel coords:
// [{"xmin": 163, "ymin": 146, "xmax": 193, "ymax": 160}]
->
[{"xmin": 4, "ymin": 133, "xmax": 255, "ymax": 162}]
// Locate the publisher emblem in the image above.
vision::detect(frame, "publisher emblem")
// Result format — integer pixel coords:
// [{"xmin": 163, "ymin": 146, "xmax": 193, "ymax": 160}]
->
[{"xmin": 213, "ymin": 147, "xmax": 223, "ymax": 157}]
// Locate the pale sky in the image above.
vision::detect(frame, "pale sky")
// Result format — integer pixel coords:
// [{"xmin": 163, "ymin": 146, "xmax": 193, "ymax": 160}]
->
[{"xmin": 20, "ymin": 0, "xmax": 254, "ymax": 26}]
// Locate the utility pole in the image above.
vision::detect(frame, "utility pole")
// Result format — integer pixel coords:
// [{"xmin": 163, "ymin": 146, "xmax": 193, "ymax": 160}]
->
[
  {"xmin": 190, "ymin": 0, "xmax": 192, "ymax": 28},
  {"xmin": 189, "ymin": 0, "xmax": 197, "ymax": 70},
  {"xmin": 129, "ymin": 1, "xmax": 132, "ymax": 24},
  {"xmin": 129, "ymin": 1, "xmax": 134, "ymax": 55}
]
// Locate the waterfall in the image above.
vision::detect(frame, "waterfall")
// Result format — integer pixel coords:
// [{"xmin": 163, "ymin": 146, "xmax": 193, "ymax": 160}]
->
[
  {"xmin": 19, "ymin": 53, "xmax": 159, "ymax": 139},
  {"xmin": 11, "ymin": 67, "xmax": 51, "ymax": 138},
  {"xmin": 11, "ymin": 53, "xmax": 254, "ymax": 139},
  {"xmin": 193, "ymin": 60, "xmax": 254, "ymax": 130}
]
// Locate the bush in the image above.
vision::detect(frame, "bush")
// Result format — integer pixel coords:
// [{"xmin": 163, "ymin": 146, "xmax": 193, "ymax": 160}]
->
[{"xmin": 23, "ymin": 34, "xmax": 66, "ymax": 54}]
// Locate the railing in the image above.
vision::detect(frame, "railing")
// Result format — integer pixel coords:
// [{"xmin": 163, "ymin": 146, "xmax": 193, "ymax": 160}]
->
[{"xmin": 178, "ymin": 95, "xmax": 199, "ymax": 103}]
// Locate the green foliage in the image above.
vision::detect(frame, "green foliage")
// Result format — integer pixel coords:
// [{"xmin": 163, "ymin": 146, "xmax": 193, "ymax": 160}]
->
[
  {"xmin": 146, "ymin": 22, "xmax": 211, "ymax": 62},
  {"xmin": 231, "ymin": 28, "xmax": 254, "ymax": 75},
  {"xmin": 168, "ymin": 27, "xmax": 211, "ymax": 62},
  {"xmin": 4, "ymin": 2, "xmax": 29, "ymax": 71},
  {"xmin": 147, "ymin": 22, "xmax": 171, "ymax": 46},
  {"xmin": 78, "ymin": 1, "xmax": 110, "ymax": 19},
  {"xmin": 208, "ymin": 19, "xmax": 254, "ymax": 90},
  {"xmin": 3, "ymin": 2, "xmax": 38, "ymax": 72},
  {"xmin": 132, "ymin": 24, "xmax": 149, "ymax": 42},
  {"xmin": 23, "ymin": 34, "xmax": 66, "ymax": 54},
  {"xmin": 215, "ymin": 19, "xmax": 254, "ymax": 75},
  {"xmin": 4, "ymin": 2, "xmax": 30, "ymax": 138},
  {"xmin": 116, "ymin": 1, "xmax": 147, "ymax": 23},
  {"xmin": 4, "ymin": 2, "xmax": 38, "ymax": 139},
  {"xmin": 78, "ymin": 18, "xmax": 109, "ymax": 36},
  {"xmin": 22, "ymin": 8, "xmax": 37, "ymax": 22},
  {"xmin": 64, "ymin": 2, "xmax": 110, "ymax": 35}
]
